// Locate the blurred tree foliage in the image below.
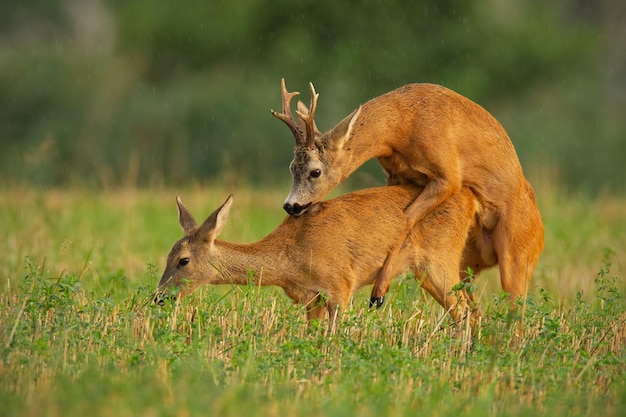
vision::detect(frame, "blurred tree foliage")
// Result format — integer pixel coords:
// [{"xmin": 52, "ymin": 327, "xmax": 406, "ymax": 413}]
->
[{"xmin": 0, "ymin": 0, "xmax": 623, "ymax": 193}]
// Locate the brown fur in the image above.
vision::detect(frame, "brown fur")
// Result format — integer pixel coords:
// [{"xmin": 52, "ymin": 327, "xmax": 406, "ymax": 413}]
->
[
  {"xmin": 275, "ymin": 81, "xmax": 544, "ymax": 305},
  {"xmin": 156, "ymin": 185, "xmax": 485, "ymax": 329}
]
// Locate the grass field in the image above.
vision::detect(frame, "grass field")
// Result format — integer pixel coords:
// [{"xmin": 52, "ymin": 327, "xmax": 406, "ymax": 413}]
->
[{"xmin": 1, "ymin": 184, "xmax": 625, "ymax": 416}]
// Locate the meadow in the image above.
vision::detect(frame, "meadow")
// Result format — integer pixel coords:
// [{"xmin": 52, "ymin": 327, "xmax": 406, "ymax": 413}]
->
[{"xmin": 1, "ymin": 184, "xmax": 625, "ymax": 417}]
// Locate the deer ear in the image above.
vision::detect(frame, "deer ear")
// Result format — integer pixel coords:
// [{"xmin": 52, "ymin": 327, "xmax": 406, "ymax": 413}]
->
[
  {"xmin": 197, "ymin": 194, "xmax": 234, "ymax": 243},
  {"xmin": 327, "ymin": 106, "xmax": 361, "ymax": 151},
  {"xmin": 296, "ymin": 100, "xmax": 308, "ymax": 115},
  {"xmin": 177, "ymin": 196, "xmax": 198, "ymax": 234},
  {"xmin": 346, "ymin": 106, "xmax": 361, "ymax": 137}
]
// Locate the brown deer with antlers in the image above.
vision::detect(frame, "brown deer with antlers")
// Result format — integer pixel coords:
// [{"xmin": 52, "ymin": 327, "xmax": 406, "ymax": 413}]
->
[
  {"xmin": 155, "ymin": 185, "xmax": 489, "ymax": 330},
  {"xmin": 271, "ymin": 79, "xmax": 543, "ymax": 308}
]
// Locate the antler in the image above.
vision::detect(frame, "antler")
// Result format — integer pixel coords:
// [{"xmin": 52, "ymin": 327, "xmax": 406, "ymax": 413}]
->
[
  {"xmin": 295, "ymin": 82, "xmax": 320, "ymax": 150},
  {"xmin": 271, "ymin": 79, "xmax": 304, "ymax": 146}
]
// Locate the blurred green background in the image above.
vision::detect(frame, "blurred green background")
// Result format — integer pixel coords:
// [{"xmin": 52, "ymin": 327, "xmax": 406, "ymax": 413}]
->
[{"xmin": 1, "ymin": 0, "xmax": 624, "ymax": 194}]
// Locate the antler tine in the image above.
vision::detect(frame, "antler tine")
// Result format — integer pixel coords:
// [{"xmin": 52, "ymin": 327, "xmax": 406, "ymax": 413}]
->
[
  {"xmin": 271, "ymin": 78, "xmax": 304, "ymax": 145},
  {"xmin": 295, "ymin": 82, "xmax": 320, "ymax": 149}
]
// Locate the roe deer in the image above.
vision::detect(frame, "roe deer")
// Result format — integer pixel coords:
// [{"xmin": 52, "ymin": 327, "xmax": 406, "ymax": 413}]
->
[
  {"xmin": 271, "ymin": 79, "xmax": 543, "ymax": 308},
  {"xmin": 155, "ymin": 185, "xmax": 489, "ymax": 329}
]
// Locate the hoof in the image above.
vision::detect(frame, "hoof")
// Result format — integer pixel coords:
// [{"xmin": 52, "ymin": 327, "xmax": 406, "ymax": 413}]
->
[{"xmin": 369, "ymin": 296, "xmax": 385, "ymax": 309}]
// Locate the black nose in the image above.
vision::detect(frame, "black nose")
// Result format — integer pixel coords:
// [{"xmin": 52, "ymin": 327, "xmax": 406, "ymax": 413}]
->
[
  {"xmin": 283, "ymin": 202, "xmax": 296, "ymax": 215},
  {"xmin": 283, "ymin": 202, "xmax": 310, "ymax": 216},
  {"xmin": 153, "ymin": 293, "xmax": 172, "ymax": 306}
]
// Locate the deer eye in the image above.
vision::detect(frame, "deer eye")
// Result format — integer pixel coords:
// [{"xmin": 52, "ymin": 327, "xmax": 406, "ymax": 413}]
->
[
  {"xmin": 310, "ymin": 169, "xmax": 321, "ymax": 178},
  {"xmin": 178, "ymin": 257, "xmax": 190, "ymax": 268}
]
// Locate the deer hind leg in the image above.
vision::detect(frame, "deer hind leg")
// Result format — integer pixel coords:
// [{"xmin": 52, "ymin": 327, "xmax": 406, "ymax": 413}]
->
[
  {"xmin": 419, "ymin": 266, "xmax": 476, "ymax": 329},
  {"xmin": 493, "ymin": 198, "xmax": 544, "ymax": 305},
  {"xmin": 370, "ymin": 227, "xmax": 411, "ymax": 308},
  {"xmin": 459, "ymin": 223, "xmax": 499, "ymax": 306}
]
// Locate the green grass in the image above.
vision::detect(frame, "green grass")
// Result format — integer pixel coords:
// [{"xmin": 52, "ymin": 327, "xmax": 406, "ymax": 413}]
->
[{"xmin": 1, "ymin": 185, "xmax": 625, "ymax": 416}]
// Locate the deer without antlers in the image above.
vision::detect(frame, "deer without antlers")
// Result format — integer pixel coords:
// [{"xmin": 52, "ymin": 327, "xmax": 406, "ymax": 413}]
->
[
  {"xmin": 155, "ymin": 185, "xmax": 487, "ymax": 330},
  {"xmin": 272, "ymin": 79, "xmax": 544, "ymax": 308}
]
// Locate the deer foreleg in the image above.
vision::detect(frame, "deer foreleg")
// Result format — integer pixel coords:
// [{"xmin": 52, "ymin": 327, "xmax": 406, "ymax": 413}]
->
[
  {"xmin": 305, "ymin": 298, "xmax": 327, "ymax": 322},
  {"xmin": 370, "ymin": 231, "xmax": 409, "ymax": 308}
]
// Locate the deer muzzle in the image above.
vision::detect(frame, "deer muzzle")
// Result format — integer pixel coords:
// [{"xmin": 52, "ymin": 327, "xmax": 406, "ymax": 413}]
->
[{"xmin": 283, "ymin": 202, "xmax": 311, "ymax": 216}]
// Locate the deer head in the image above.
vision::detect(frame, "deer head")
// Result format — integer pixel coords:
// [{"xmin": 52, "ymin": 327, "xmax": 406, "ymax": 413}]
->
[
  {"xmin": 272, "ymin": 78, "xmax": 361, "ymax": 216},
  {"xmin": 155, "ymin": 195, "xmax": 233, "ymax": 303}
]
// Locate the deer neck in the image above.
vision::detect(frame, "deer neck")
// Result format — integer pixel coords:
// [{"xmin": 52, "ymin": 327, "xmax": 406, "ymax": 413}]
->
[
  {"xmin": 333, "ymin": 105, "xmax": 395, "ymax": 183},
  {"xmin": 209, "ymin": 239, "xmax": 290, "ymax": 288}
]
